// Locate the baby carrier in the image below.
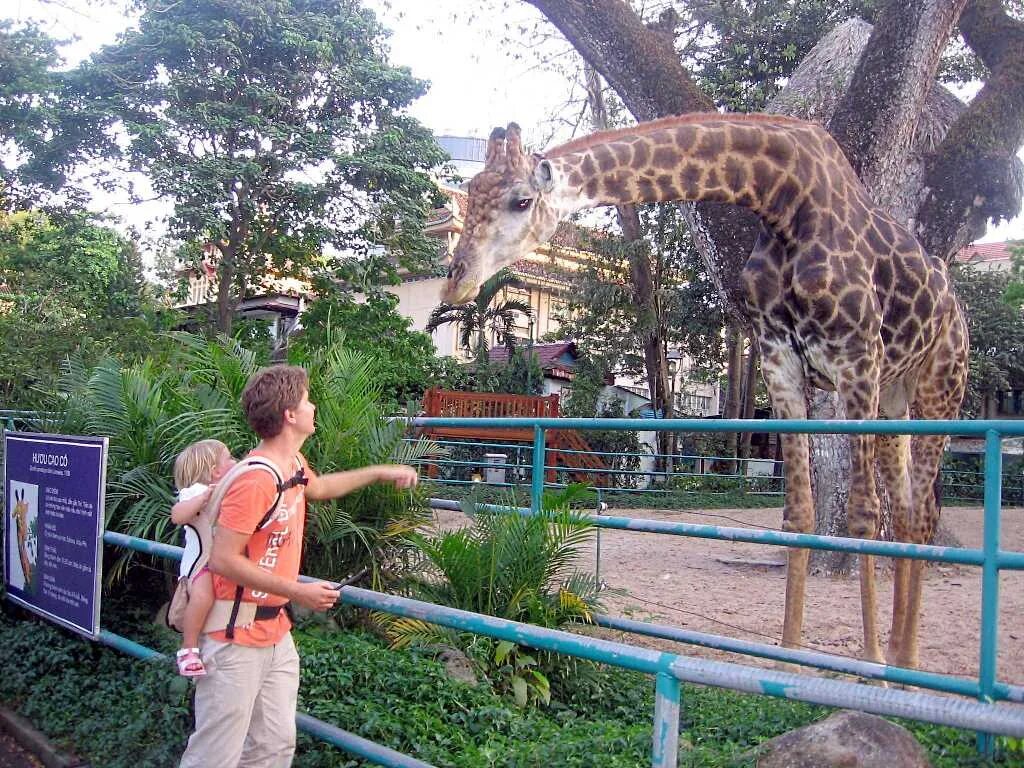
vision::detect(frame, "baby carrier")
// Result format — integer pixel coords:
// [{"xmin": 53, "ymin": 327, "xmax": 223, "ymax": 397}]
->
[{"xmin": 166, "ymin": 456, "xmax": 307, "ymax": 637}]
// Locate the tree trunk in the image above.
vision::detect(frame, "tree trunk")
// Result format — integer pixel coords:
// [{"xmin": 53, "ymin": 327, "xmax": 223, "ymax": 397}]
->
[
  {"xmin": 738, "ymin": 337, "xmax": 758, "ymax": 463},
  {"xmin": 915, "ymin": 0, "xmax": 1024, "ymax": 262},
  {"xmin": 215, "ymin": 242, "xmax": 236, "ymax": 335},
  {"xmin": 807, "ymin": 388, "xmax": 854, "ymax": 574},
  {"xmin": 830, "ymin": 0, "xmax": 968, "ymax": 205},
  {"xmin": 723, "ymin": 325, "xmax": 744, "ymax": 471},
  {"xmin": 585, "ymin": 63, "xmax": 675, "ymax": 473}
]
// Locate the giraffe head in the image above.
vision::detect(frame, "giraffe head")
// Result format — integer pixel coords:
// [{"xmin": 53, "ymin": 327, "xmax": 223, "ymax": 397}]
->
[
  {"xmin": 442, "ymin": 123, "xmax": 562, "ymax": 304},
  {"xmin": 13, "ymin": 488, "xmax": 27, "ymax": 526}
]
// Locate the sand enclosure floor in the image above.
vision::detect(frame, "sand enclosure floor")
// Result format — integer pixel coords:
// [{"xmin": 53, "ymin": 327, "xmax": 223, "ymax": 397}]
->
[{"xmin": 430, "ymin": 504, "xmax": 1024, "ymax": 685}]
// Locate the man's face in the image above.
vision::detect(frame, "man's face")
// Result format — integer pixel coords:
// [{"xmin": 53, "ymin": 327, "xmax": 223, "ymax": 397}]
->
[{"xmin": 290, "ymin": 389, "xmax": 316, "ymax": 437}]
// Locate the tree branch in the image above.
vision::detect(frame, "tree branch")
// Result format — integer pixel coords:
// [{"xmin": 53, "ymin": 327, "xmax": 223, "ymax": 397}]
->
[
  {"xmin": 830, "ymin": 0, "xmax": 968, "ymax": 209},
  {"xmin": 915, "ymin": 0, "xmax": 1024, "ymax": 261},
  {"xmin": 524, "ymin": 0, "xmax": 760, "ymax": 324}
]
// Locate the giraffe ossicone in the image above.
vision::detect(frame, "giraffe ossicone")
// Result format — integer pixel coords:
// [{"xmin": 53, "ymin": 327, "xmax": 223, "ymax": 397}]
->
[{"xmin": 443, "ymin": 113, "xmax": 969, "ymax": 670}]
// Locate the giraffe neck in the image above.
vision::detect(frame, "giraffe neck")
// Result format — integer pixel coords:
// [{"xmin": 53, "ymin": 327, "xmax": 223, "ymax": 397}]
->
[{"xmin": 547, "ymin": 115, "xmax": 851, "ymax": 242}]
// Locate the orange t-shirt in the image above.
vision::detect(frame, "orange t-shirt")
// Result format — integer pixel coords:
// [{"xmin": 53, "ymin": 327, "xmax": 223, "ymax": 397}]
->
[{"xmin": 209, "ymin": 451, "xmax": 317, "ymax": 647}]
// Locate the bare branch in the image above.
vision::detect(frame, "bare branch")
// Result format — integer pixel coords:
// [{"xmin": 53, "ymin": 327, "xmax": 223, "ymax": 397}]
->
[{"xmin": 915, "ymin": 0, "xmax": 1024, "ymax": 261}]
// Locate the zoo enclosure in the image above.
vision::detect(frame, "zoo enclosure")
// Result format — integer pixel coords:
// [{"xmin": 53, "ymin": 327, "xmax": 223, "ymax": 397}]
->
[
  {"xmin": 17, "ymin": 414, "xmax": 1024, "ymax": 766},
  {"xmin": 411, "ymin": 415, "xmax": 1024, "ymax": 752}
]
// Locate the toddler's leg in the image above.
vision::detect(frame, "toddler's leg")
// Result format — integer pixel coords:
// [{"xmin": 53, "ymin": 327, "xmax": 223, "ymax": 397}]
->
[{"xmin": 182, "ymin": 570, "xmax": 215, "ymax": 650}]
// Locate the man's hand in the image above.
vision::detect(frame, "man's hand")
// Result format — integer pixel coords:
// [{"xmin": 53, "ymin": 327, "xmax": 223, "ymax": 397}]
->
[
  {"xmin": 376, "ymin": 465, "xmax": 419, "ymax": 489},
  {"xmin": 289, "ymin": 580, "xmax": 339, "ymax": 612}
]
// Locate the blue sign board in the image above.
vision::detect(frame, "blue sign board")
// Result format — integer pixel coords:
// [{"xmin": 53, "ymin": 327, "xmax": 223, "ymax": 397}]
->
[{"xmin": 4, "ymin": 431, "xmax": 107, "ymax": 638}]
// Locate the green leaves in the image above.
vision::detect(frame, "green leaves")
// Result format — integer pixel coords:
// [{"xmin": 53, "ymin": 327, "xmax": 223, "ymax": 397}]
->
[
  {"xmin": 75, "ymin": 0, "xmax": 446, "ymax": 333},
  {"xmin": 0, "ymin": 212, "xmax": 171, "ymax": 406},
  {"xmin": 386, "ymin": 493, "xmax": 602, "ymax": 708},
  {"xmin": 951, "ymin": 264, "xmax": 1024, "ymax": 417}
]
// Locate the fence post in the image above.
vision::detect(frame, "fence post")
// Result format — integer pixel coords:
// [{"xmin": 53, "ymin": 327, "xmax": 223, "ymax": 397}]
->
[
  {"xmin": 652, "ymin": 672, "xmax": 681, "ymax": 768},
  {"xmin": 977, "ymin": 429, "xmax": 1003, "ymax": 755},
  {"xmin": 531, "ymin": 425, "xmax": 545, "ymax": 514}
]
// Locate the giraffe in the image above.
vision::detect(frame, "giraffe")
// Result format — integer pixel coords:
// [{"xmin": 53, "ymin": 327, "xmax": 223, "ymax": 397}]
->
[
  {"xmin": 440, "ymin": 114, "xmax": 969, "ymax": 670},
  {"xmin": 12, "ymin": 488, "xmax": 34, "ymax": 589}
]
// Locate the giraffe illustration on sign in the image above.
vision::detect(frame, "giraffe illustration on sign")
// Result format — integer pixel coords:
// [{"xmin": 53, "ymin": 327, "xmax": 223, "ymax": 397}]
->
[{"xmin": 441, "ymin": 115, "xmax": 969, "ymax": 669}]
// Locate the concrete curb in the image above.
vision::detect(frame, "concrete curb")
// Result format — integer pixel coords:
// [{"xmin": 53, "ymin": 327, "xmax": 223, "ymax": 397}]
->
[{"xmin": 0, "ymin": 706, "xmax": 88, "ymax": 768}]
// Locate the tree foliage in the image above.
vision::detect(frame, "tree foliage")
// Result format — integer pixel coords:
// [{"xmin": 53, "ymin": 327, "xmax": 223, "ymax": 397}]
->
[
  {"xmin": 294, "ymin": 287, "xmax": 458, "ymax": 412},
  {"xmin": 0, "ymin": 212, "xmax": 170, "ymax": 406},
  {"xmin": 80, "ymin": 0, "xmax": 446, "ymax": 332},
  {"xmin": 951, "ymin": 264, "xmax": 1024, "ymax": 417},
  {"xmin": 0, "ymin": 21, "xmax": 111, "ymax": 208},
  {"xmin": 554, "ymin": 206, "xmax": 724, "ymax": 385}
]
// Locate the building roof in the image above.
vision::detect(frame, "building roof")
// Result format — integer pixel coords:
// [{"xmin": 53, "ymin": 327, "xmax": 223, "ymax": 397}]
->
[
  {"xmin": 488, "ymin": 341, "xmax": 578, "ymax": 380},
  {"xmin": 956, "ymin": 241, "xmax": 1019, "ymax": 266}
]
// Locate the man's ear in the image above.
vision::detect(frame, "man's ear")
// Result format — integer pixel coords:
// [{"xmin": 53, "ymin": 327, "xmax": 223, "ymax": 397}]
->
[{"xmin": 530, "ymin": 159, "xmax": 555, "ymax": 193}]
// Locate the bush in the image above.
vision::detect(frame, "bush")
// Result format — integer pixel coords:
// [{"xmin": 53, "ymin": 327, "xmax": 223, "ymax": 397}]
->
[
  {"xmin": 0, "ymin": 598, "xmax": 1011, "ymax": 768},
  {"xmin": 383, "ymin": 489, "xmax": 602, "ymax": 706},
  {"xmin": 40, "ymin": 333, "xmax": 441, "ymax": 586}
]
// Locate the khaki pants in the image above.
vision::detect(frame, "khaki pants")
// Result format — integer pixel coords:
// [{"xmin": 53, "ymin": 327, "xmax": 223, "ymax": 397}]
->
[{"xmin": 180, "ymin": 633, "xmax": 300, "ymax": 768}]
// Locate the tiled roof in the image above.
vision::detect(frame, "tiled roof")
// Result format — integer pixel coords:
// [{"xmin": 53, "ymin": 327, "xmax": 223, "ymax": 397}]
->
[
  {"xmin": 488, "ymin": 341, "xmax": 577, "ymax": 367},
  {"xmin": 510, "ymin": 259, "xmax": 570, "ymax": 284},
  {"xmin": 957, "ymin": 241, "xmax": 1019, "ymax": 264}
]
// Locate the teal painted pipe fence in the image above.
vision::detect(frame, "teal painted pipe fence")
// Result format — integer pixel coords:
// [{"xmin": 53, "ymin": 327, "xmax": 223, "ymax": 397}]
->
[
  {"xmin": 415, "ymin": 416, "xmax": 1024, "ymax": 756},
  {"xmin": 411, "ymin": 416, "xmax": 1024, "ymax": 437},
  {"xmin": 339, "ymin": 586, "xmax": 1024, "ymax": 738},
  {"xmin": 101, "ymin": 524, "xmax": 1024, "ymax": 766}
]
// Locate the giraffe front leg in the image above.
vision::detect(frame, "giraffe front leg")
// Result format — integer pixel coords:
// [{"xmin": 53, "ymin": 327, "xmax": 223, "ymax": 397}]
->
[
  {"xmin": 877, "ymin": 385, "xmax": 913, "ymax": 668},
  {"xmin": 759, "ymin": 341, "xmax": 814, "ymax": 651},
  {"xmin": 838, "ymin": 364, "xmax": 884, "ymax": 665}
]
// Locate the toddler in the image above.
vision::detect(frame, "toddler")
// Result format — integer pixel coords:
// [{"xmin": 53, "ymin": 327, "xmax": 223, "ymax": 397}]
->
[{"xmin": 171, "ymin": 438, "xmax": 236, "ymax": 676}]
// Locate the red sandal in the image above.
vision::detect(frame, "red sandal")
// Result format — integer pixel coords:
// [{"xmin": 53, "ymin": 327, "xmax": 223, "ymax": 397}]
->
[{"xmin": 176, "ymin": 647, "xmax": 206, "ymax": 677}]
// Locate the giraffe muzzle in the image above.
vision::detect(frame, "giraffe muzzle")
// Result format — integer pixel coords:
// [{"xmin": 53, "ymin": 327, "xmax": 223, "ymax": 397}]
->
[{"xmin": 441, "ymin": 258, "xmax": 480, "ymax": 304}]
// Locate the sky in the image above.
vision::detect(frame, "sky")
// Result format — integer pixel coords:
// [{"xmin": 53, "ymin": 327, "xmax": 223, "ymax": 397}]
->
[{"xmin": 4, "ymin": 0, "xmax": 1022, "ymax": 248}]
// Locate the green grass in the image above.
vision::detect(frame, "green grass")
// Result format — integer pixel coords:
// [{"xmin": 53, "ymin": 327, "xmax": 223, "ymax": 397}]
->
[{"xmin": 0, "ymin": 594, "xmax": 1019, "ymax": 768}]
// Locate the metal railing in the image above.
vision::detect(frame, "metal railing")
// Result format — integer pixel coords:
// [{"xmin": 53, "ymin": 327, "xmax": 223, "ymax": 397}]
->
[
  {"xmin": 411, "ymin": 435, "xmax": 1024, "ymax": 505},
  {"xmin": 101, "ymin": 528, "xmax": 1024, "ymax": 768},
  {"xmin": 412, "ymin": 416, "xmax": 1024, "ymax": 756},
  {"xmin": 70, "ymin": 417, "xmax": 1024, "ymax": 765}
]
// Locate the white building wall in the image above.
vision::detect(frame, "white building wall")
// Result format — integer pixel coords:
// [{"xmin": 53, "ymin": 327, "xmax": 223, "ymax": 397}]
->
[{"xmin": 387, "ymin": 278, "xmax": 462, "ymax": 358}]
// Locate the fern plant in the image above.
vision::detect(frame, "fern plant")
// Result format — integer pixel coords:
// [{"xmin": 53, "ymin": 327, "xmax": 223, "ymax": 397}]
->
[
  {"xmin": 380, "ymin": 488, "xmax": 603, "ymax": 705},
  {"xmin": 297, "ymin": 342, "xmax": 442, "ymax": 582},
  {"xmin": 43, "ymin": 332, "xmax": 442, "ymax": 588}
]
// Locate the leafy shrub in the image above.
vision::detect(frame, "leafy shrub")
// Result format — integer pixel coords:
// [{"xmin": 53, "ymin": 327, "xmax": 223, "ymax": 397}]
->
[
  {"xmin": 39, "ymin": 332, "xmax": 441, "ymax": 586},
  {"xmin": 381, "ymin": 489, "xmax": 603, "ymax": 705}
]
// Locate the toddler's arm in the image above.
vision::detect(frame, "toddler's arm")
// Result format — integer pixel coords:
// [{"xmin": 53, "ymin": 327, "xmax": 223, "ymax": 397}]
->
[{"xmin": 171, "ymin": 487, "xmax": 212, "ymax": 525}]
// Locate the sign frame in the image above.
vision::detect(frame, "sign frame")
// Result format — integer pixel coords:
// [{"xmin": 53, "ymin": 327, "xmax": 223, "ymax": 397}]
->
[{"xmin": 3, "ymin": 430, "xmax": 108, "ymax": 639}]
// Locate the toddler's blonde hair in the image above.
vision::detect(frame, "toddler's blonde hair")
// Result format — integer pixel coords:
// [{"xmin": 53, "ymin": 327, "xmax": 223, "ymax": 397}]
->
[{"xmin": 173, "ymin": 439, "xmax": 229, "ymax": 490}]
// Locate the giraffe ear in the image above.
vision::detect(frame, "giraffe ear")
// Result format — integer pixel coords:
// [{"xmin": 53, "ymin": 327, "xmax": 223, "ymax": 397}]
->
[{"xmin": 530, "ymin": 159, "xmax": 555, "ymax": 193}]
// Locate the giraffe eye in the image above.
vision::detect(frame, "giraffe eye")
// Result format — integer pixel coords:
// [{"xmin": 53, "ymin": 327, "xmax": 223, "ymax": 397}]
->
[{"xmin": 511, "ymin": 197, "xmax": 532, "ymax": 212}]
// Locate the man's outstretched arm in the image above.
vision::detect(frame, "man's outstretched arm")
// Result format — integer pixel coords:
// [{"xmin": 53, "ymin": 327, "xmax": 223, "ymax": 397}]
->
[{"xmin": 305, "ymin": 465, "xmax": 418, "ymax": 502}]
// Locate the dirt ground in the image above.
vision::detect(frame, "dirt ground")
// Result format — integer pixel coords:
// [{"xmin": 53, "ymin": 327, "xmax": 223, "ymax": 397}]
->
[{"xmin": 430, "ymin": 504, "xmax": 1024, "ymax": 684}]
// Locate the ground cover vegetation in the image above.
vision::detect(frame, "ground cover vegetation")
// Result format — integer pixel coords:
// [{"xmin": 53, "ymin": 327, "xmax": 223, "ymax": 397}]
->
[{"xmin": 0, "ymin": 594, "xmax": 1014, "ymax": 768}]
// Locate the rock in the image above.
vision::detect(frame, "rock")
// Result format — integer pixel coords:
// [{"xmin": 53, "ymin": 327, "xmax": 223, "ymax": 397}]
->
[
  {"xmin": 752, "ymin": 710, "xmax": 932, "ymax": 768},
  {"xmin": 436, "ymin": 646, "xmax": 479, "ymax": 687}
]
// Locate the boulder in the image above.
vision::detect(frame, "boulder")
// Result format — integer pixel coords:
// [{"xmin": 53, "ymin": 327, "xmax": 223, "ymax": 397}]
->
[
  {"xmin": 753, "ymin": 710, "xmax": 932, "ymax": 768},
  {"xmin": 436, "ymin": 646, "xmax": 479, "ymax": 687}
]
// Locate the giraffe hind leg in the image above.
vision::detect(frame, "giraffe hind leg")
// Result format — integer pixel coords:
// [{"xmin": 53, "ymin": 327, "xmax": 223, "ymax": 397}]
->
[
  {"xmin": 895, "ymin": 311, "xmax": 968, "ymax": 669},
  {"xmin": 835, "ymin": 354, "xmax": 885, "ymax": 665},
  {"xmin": 877, "ymin": 383, "xmax": 913, "ymax": 667}
]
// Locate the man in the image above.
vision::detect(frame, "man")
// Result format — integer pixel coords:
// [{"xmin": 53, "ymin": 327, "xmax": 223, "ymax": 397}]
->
[{"xmin": 179, "ymin": 364, "xmax": 417, "ymax": 767}]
